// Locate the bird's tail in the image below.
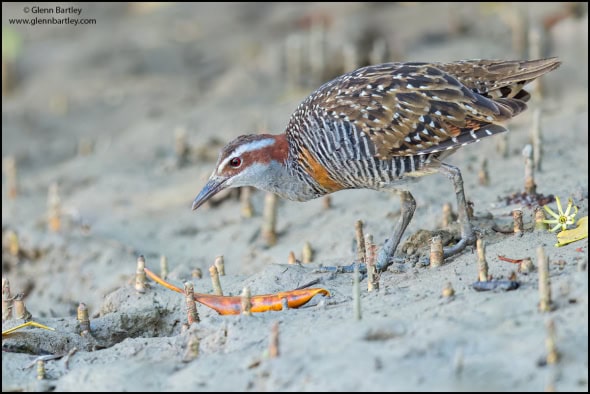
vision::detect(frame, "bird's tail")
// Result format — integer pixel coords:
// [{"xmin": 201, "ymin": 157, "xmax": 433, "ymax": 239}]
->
[
  {"xmin": 440, "ymin": 57, "xmax": 561, "ymax": 119},
  {"xmin": 440, "ymin": 57, "xmax": 561, "ymax": 101}
]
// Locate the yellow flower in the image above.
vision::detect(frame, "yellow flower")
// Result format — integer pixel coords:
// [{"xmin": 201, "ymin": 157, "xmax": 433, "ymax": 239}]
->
[{"xmin": 543, "ymin": 196, "xmax": 578, "ymax": 233}]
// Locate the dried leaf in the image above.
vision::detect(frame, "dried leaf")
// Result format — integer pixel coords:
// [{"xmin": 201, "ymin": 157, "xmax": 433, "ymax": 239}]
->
[
  {"xmin": 2, "ymin": 321, "xmax": 55, "ymax": 336},
  {"xmin": 556, "ymin": 216, "xmax": 588, "ymax": 247},
  {"xmin": 145, "ymin": 268, "xmax": 330, "ymax": 315}
]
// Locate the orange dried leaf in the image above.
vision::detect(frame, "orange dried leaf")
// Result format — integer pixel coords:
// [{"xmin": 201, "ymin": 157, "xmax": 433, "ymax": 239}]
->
[{"xmin": 144, "ymin": 267, "xmax": 329, "ymax": 315}]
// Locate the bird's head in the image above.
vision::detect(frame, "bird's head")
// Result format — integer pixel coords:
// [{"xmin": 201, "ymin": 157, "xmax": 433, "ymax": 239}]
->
[{"xmin": 191, "ymin": 134, "xmax": 289, "ymax": 210}]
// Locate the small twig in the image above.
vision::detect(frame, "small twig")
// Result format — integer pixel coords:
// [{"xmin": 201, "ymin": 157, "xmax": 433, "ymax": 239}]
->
[
  {"xmin": 453, "ymin": 347, "xmax": 464, "ymax": 377},
  {"xmin": 2, "ymin": 276, "xmax": 13, "ymax": 321},
  {"xmin": 545, "ymin": 318, "xmax": 560, "ymax": 364},
  {"xmin": 214, "ymin": 256, "xmax": 225, "ymax": 276},
  {"xmin": 466, "ymin": 200, "xmax": 474, "ymax": 221},
  {"xmin": 308, "ymin": 23, "xmax": 325, "ymax": 85},
  {"xmin": 477, "ymin": 237, "xmax": 489, "ymax": 282},
  {"xmin": 537, "ymin": 246, "xmax": 552, "ymax": 312},
  {"xmin": 518, "ymin": 258, "xmax": 535, "ymax": 273},
  {"xmin": 442, "ymin": 202, "xmax": 455, "ymax": 227},
  {"xmin": 355, "ymin": 220, "xmax": 366, "ymax": 265},
  {"xmin": 534, "ymin": 206, "xmax": 547, "ymax": 231},
  {"xmin": 191, "ymin": 267, "xmax": 202, "ymax": 279},
  {"xmin": 478, "ymin": 158, "xmax": 489, "ymax": 186},
  {"xmin": 513, "ymin": 209, "xmax": 524, "ymax": 236},
  {"xmin": 269, "ymin": 321, "xmax": 280, "ymax": 358},
  {"xmin": 528, "ymin": 28, "xmax": 545, "ymax": 98},
  {"xmin": 508, "ymin": 271, "xmax": 518, "ymax": 282},
  {"xmin": 240, "ymin": 187, "xmax": 254, "ymax": 218},
  {"xmin": 77, "ymin": 302, "xmax": 90, "ymax": 336},
  {"xmin": 496, "ymin": 133, "xmax": 509, "ymax": 158},
  {"xmin": 353, "ymin": 262, "xmax": 361, "ymax": 321},
  {"xmin": 523, "ymin": 144, "xmax": 536, "ymax": 195},
  {"xmin": 342, "ymin": 43, "xmax": 358, "ymax": 72},
  {"xmin": 37, "ymin": 359, "xmax": 46, "ymax": 380},
  {"xmin": 160, "ymin": 255, "xmax": 168, "ymax": 280},
  {"xmin": 430, "ymin": 235, "xmax": 443, "ymax": 267},
  {"xmin": 288, "ymin": 251, "xmax": 297, "ymax": 265},
  {"xmin": 369, "ymin": 38, "xmax": 387, "ymax": 65},
  {"xmin": 365, "ymin": 234, "xmax": 378, "ymax": 291},
  {"xmin": 174, "ymin": 126, "xmax": 189, "ymax": 167},
  {"xmin": 3, "ymin": 156, "xmax": 18, "ymax": 199},
  {"xmin": 6, "ymin": 230, "xmax": 19, "ymax": 257},
  {"xmin": 78, "ymin": 137, "xmax": 94, "ymax": 156},
  {"xmin": 209, "ymin": 265, "xmax": 223, "ymax": 296},
  {"xmin": 530, "ymin": 109, "xmax": 543, "ymax": 171},
  {"xmin": 184, "ymin": 282, "xmax": 200, "ymax": 325},
  {"xmin": 47, "ymin": 182, "xmax": 61, "ymax": 232},
  {"xmin": 261, "ymin": 192, "xmax": 278, "ymax": 246},
  {"xmin": 509, "ymin": 3, "xmax": 528, "ymax": 57},
  {"xmin": 63, "ymin": 347, "xmax": 78, "ymax": 371},
  {"xmin": 285, "ymin": 33, "xmax": 303, "ymax": 87},
  {"xmin": 322, "ymin": 195, "xmax": 332, "ymax": 210},
  {"xmin": 135, "ymin": 255, "xmax": 147, "ymax": 294},
  {"xmin": 302, "ymin": 241, "xmax": 313, "ymax": 264},
  {"xmin": 442, "ymin": 282, "xmax": 455, "ymax": 298},
  {"xmin": 183, "ymin": 332, "xmax": 200, "ymax": 363},
  {"xmin": 241, "ymin": 287, "xmax": 252, "ymax": 316},
  {"xmin": 13, "ymin": 293, "xmax": 32, "ymax": 320}
]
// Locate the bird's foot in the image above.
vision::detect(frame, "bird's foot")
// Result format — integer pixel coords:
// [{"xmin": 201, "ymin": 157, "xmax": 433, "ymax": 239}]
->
[
  {"xmin": 443, "ymin": 233, "xmax": 476, "ymax": 258},
  {"xmin": 376, "ymin": 229, "xmax": 476, "ymax": 269},
  {"xmin": 375, "ymin": 233, "xmax": 416, "ymax": 272},
  {"xmin": 314, "ymin": 261, "xmax": 367, "ymax": 274},
  {"xmin": 315, "ymin": 254, "xmax": 408, "ymax": 275}
]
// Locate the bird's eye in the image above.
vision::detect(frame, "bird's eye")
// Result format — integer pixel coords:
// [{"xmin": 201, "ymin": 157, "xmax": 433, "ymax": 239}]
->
[{"xmin": 229, "ymin": 157, "xmax": 242, "ymax": 168}]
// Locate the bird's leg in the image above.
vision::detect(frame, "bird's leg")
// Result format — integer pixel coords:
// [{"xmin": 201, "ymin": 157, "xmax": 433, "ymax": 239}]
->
[
  {"xmin": 315, "ymin": 190, "xmax": 415, "ymax": 274},
  {"xmin": 375, "ymin": 190, "xmax": 416, "ymax": 272},
  {"xmin": 438, "ymin": 162, "xmax": 476, "ymax": 257},
  {"xmin": 317, "ymin": 164, "xmax": 473, "ymax": 274}
]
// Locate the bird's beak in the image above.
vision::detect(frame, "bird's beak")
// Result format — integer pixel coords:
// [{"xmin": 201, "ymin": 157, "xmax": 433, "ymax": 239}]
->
[{"xmin": 192, "ymin": 176, "xmax": 228, "ymax": 211}]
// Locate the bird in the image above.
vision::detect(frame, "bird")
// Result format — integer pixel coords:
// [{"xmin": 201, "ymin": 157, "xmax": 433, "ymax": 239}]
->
[{"xmin": 191, "ymin": 58, "xmax": 561, "ymax": 271}]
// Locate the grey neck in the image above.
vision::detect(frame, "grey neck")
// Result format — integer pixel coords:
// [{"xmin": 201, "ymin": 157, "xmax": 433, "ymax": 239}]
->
[{"xmin": 250, "ymin": 160, "xmax": 321, "ymax": 202}]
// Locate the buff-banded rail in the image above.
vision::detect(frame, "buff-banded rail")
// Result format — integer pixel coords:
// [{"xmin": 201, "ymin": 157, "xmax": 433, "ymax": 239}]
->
[{"xmin": 192, "ymin": 58, "xmax": 561, "ymax": 270}]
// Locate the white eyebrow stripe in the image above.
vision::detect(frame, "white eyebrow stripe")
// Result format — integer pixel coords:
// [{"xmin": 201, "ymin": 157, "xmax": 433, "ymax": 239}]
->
[{"xmin": 217, "ymin": 138, "xmax": 275, "ymax": 173}]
